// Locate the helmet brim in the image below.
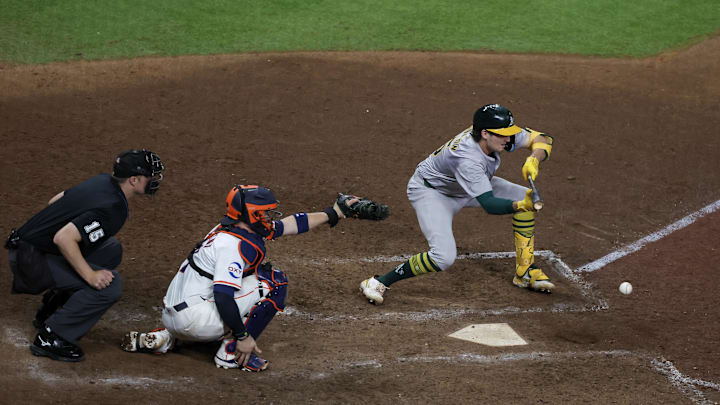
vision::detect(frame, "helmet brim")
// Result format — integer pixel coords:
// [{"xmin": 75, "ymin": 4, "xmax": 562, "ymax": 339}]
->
[
  {"xmin": 220, "ymin": 216, "xmax": 239, "ymax": 226},
  {"xmin": 486, "ymin": 125, "xmax": 522, "ymax": 136}
]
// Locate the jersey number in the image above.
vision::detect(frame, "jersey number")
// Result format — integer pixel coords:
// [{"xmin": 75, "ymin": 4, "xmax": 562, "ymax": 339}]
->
[{"xmin": 83, "ymin": 221, "xmax": 105, "ymax": 243}]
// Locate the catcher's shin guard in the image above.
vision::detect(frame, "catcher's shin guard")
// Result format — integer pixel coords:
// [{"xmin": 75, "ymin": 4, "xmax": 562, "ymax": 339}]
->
[{"xmin": 245, "ymin": 265, "xmax": 288, "ymax": 339}]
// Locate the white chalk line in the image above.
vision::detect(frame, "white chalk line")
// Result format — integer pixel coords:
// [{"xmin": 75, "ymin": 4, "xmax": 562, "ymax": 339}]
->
[
  {"xmin": 4, "ymin": 326, "xmax": 30, "ymax": 348},
  {"xmin": 577, "ymin": 199, "xmax": 720, "ymax": 272},
  {"xmin": 8, "ymin": 201, "xmax": 718, "ymax": 398},
  {"xmin": 398, "ymin": 349, "xmax": 633, "ymax": 364},
  {"xmin": 280, "ymin": 249, "xmax": 607, "ymax": 322},
  {"xmin": 7, "ymin": 325, "xmax": 718, "ymax": 404},
  {"xmin": 277, "ymin": 350, "xmax": 719, "ymax": 404},
  {"xmin": 351, "ymin": 350, "xmax": 719, "ymax": 404},
  {"xmin": 652, "ymin": 358, "xmax": 720, "ymax": 405},
  {"xmin": 2, "ymin": 326, "xmax": 194, "ymax": 389}
]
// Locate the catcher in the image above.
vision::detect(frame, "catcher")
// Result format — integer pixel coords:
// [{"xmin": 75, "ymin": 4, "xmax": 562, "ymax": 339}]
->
[
  {"xmin": 360, "ymin": 104, "xmax": 554, "ymax": 305},
  {"xmin": 122, "ymin": 185, "xmax": 388, "ymax": 371}
]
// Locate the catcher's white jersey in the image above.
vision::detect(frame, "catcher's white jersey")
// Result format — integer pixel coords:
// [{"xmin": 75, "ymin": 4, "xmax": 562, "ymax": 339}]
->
[
  {"xmin": 164, "ymin": 225, "xmax": 248, "ymax": 307},
  {"xmin": 415, "ymin": 126, "xmax": 530, "ymax": 198}
]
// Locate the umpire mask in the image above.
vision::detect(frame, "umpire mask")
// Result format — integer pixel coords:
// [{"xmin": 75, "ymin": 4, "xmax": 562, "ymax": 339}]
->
[{"xmin": 113, "ymin": 149, "xmax": 165, "ymax": 195}]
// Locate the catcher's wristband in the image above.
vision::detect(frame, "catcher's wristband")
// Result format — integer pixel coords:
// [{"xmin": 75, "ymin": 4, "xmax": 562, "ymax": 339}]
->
[
  {"xmin": 323, "ymin": 206, "xmax": 339, "ymax": 227},
  {"xmin": 233, "ymin": 331, "xmax": 250, "ymax": 341}
]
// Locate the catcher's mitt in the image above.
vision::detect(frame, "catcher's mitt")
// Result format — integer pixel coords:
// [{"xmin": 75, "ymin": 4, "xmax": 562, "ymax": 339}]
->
[{"xmin": 337, "ymin": 193, "xmax": 390, "ymax": 220}]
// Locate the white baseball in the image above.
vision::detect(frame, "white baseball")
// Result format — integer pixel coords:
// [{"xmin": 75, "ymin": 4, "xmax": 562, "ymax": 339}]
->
[{"xmin": 619, "ymin": 281, "xmax": 633, "ymax": 295}]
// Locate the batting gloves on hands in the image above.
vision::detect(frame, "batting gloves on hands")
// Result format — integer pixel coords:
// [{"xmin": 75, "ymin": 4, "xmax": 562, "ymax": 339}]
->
[
  {"xmin": 522, "ymin": 156, "xmax": 539, "ymax": 181},
  {"xmin": 515, "ymin": 190, "xmax": 535, "ymax": 212}
]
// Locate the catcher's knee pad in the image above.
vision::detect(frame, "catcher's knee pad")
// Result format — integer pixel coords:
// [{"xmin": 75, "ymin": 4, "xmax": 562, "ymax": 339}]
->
[
  {"xmin": 245, "ymin": 265, "xmax": 288, "ymax": 339},
  {"xmin": 408, "ymin": 252, "xmax": 444, "ymax": 275}
]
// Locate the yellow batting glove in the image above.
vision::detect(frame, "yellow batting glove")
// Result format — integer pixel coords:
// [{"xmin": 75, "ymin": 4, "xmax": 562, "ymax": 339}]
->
[
  {"xmin": 522, "ymin": 156, "xmax": 539, "ymax": 181},
  {"xmin": 515, "ymin": 189, "xmax": 535, "ymax": 212}
]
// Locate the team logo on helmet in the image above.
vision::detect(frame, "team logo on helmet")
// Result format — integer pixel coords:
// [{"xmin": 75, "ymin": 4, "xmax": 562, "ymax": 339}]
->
[
  {"xmin": 473, "ymin": 104, "xmax": 522, "ymax": 139},
  {"xmin": 220, "ymin": 185, "xmax": 282, "ymax": 238}
]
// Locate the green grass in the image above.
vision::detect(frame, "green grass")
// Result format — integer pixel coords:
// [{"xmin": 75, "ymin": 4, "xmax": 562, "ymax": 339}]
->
[{"xmin": 1, "ymin": 0, "xmax": 718, "ymax": 63}]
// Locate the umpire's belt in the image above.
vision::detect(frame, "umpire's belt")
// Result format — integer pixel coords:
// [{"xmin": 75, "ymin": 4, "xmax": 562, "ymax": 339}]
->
[{"xmin": 170, "ymin": 295, "xmax": 206, "ymax": 312}]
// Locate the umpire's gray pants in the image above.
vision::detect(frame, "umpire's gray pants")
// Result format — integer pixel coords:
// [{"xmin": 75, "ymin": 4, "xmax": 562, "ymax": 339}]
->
[{"xmin": 45, "ymin": 238, "xmax": 123, "ymax": 344}]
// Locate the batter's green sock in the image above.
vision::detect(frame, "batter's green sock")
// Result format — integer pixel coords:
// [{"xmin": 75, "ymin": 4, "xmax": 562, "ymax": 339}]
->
[{"xmin": 377, "ymin": 261, "xmax": 415, "ymax": 286}]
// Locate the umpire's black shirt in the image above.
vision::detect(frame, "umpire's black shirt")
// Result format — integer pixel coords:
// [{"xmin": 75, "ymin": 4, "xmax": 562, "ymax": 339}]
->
[{"xmin": 17, "ymin": 174, "xmax": 129, "ymax": 256}]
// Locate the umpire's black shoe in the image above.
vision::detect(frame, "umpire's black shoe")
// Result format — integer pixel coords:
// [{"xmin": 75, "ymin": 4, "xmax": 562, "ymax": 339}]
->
[
  {"xmin": 33, "ymin": 290, "xmax": 73, "ymax": 329},
  {"xmin": 30, "ymin": 325, "xmax": 84, "ymax": 362}
]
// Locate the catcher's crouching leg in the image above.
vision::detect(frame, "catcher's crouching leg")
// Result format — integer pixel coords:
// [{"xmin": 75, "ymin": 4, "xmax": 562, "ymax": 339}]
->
[
  {"xmin": 214, "ymin": 265, "xmax": 288, "ymax": 372},
  {"xmin": 121, "ymin": 328, "xmax": 175, "ymax": 353}
]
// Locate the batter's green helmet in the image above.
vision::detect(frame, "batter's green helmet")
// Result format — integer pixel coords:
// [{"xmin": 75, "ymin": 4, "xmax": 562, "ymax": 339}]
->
[{"xmin": 472, "ymin": 104, "xmax": 522, "ymax": 137}]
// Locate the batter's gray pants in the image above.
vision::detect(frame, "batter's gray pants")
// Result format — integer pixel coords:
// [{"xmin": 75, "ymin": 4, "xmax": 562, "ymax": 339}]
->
[{"xmin": 407, "ymin": 173, "xmax": 527, "ymax": 270}]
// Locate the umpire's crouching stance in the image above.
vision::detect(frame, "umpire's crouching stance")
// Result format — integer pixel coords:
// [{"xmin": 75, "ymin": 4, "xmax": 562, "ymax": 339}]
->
[{"xmin": 4, "ymin": 149, "xmax": 164, "ymax": 362}]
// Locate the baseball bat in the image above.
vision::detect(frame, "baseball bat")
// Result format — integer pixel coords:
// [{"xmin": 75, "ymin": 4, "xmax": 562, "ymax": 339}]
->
[{"xmin": 527, "ymin": 175, "xmax": 544, "ymax": 211}]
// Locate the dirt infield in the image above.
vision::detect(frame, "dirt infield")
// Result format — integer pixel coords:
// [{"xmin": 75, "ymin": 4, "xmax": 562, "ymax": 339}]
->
[{"xmin": 1, "ymin": 36, "xmax": 720, "ymax": 404}]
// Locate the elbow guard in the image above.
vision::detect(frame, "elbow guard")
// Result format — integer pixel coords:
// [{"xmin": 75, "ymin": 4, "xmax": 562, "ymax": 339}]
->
[{"xmin": 527, "ymin": 128, "xmax": 553, "ymax": 160}]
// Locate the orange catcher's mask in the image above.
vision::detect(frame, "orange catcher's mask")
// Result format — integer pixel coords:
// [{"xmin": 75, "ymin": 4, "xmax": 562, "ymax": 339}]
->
[{"xmin": 220, "ymin": 185, "xmax": 282, "ymax": 238}]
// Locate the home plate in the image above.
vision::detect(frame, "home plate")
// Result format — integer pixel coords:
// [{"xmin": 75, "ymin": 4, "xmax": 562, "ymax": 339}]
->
[{"xmin": 448, "ymin": 323, "xmax": 527, "ymax": 347}]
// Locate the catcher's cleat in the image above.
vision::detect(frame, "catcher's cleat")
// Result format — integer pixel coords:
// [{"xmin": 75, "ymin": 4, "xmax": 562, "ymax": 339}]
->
[
  {"xmin": 121, "ymin": 328, "xmax": 174, "ymax": 354},
  {"xmin": 214, "ymin": 342, "xmax": 268, "ymax": 372},
  {"xmin": 360, "ymin": 276, "xmax": 388, "ymax": 304},
  {"xmin": 30, "ymin": 324, "xmax": 84, "ymax": 362},
  {"xmin": 513, "ymin": 264, "xmax": 554, "ymax": 293}
]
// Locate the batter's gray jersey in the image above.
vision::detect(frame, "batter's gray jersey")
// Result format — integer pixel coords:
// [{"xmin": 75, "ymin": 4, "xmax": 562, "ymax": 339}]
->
[{"xmin": 415, "ymin": 126, "xmax": 530, "ymax": 198}]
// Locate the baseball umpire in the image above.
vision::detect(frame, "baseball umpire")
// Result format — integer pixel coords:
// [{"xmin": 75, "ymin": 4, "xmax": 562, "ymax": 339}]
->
[
  {"xmin": 360, "ymin": 104, "xmax": 554, "ymax": 304},
  {"xmin": 5, "ymin": 149, "xmax": 165, "ymax": 361},
  {"xmin": 121, "ymin": 185, "xmax": 388, "ymax": 371}
]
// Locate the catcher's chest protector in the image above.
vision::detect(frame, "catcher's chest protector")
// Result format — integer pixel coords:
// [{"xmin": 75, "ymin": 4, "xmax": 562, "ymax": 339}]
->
[{"xmin": 219, "ymin": 230, "xmax": 266, "ymax": 276}]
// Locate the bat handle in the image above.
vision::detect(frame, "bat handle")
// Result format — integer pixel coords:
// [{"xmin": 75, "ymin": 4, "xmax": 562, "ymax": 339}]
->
[{"xmin": 527, "ymin": 176, "xmax": 544, "ymax": 211}]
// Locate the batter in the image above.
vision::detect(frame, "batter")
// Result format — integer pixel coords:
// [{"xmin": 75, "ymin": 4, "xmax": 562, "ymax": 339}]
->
[{"xmin": 360, "ymin": 104, "xmax": 555, "ymax": 304}]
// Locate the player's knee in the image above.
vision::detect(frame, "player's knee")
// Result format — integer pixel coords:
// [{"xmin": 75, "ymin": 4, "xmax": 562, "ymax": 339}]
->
[
  {"xmin": 246, "ymin": 265, "xmax": 288, "ymax": 339},
  {"xmin": 430, "ymin": 249, "xmax": 455, "ymax": 271},
  {"xmin": 102, "ymin": 273, "xmax": 123, "ymax": 303}
]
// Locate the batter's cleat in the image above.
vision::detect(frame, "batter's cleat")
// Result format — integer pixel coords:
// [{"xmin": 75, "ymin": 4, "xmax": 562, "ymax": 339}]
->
[
  {"xmin": 121, "ymin": 328, "xmax": 174, "ymax": 354},
  {"xmin": 30, "ymin": 324, "xmax": 84, "ymax": 362},
  {"xmin": 513, "ymin": 264, "xmax": 554, "ymax": 293},
  {"xmin": 360, "ymin": 276, "xmax": 388, "ymax": 305}
]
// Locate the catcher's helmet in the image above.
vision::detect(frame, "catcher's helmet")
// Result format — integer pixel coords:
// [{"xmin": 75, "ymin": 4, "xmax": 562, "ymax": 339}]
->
[
  {"xmin": 220, "ymin": 185, "xmax": 282, "ymax": 238},
  {"xmin": 112, "ymin": 149, "xmax": 165, "ymax": 195}
]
